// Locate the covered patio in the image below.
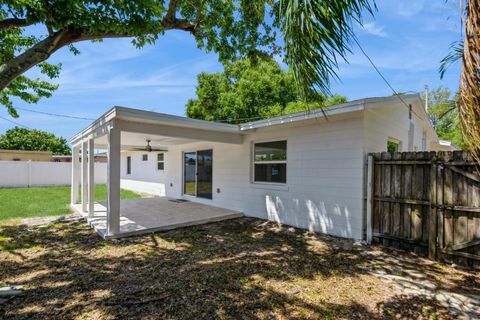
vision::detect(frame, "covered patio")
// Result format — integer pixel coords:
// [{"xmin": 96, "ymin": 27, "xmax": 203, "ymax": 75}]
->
[
  {"xmin": 69, "ymin": 106, "xmax": 244, "ymax": 239},
  {"xmin": 71, "ymin": 197, "xmax": 242, "ymax": 239}
]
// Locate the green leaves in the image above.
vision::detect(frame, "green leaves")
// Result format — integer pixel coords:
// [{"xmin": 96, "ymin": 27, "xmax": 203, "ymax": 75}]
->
[
  {"xmin": 186, "ymin": 58, "xmax": 347, "ymax": 123},
  {"xmin": 427, "ymin": 87, "xmax": 465, "ymax": 149},
  {"xmin": 439, "ymin": 41, "xmax": 463, "ymax": 79},
  {"xmin": 1, "ymin": 66, "xmax": 60, "ymax": 118},
  {"xmin": 1, "ymin": 0, "xmax": 372, "ymax": 116},
  {"xmin": 0, "ymin": 126, "xmax": 71, "ymax": 155}
]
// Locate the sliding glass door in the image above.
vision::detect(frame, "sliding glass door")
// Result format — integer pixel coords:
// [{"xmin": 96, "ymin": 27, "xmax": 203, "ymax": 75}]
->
[
  {"xmin": 184, "ymin": 152, "xmax": 197, "ymax": 196},
  {"xmin": 196, "ymin": 150, "xmax": 213, "ymax": 199},
  {"xmin": 183, "ymin": 149, "xmax": 213, "ymax": 199}
]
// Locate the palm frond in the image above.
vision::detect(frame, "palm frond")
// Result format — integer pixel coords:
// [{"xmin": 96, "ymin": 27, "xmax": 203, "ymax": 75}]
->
[
  {"xmin": 439, "ymin": 41, "xmax": 464, "ymax": 79},
  {"xmin": 276, "ymin": 0, "xmax": 376, "ymax": 99}
]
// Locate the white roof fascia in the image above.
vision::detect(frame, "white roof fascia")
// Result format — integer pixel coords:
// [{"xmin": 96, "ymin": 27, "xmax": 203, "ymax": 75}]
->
[
  {"xmin": 240, "ymin": 101, "xmax": 365, "ymax": 131},
  {"xmin": 239, "ymin": 94, "xmax": 421, "ymax": 131},
  {"xmin": 69, "ymin": 106, "xmax": 242, "ymax": 145},
  {"xmin": 114, "ymin": 106, "xmax": 240, "ymax": 133},
  {"xmin": 69, "ymin": 108, "xmax": 117, "ymax": 145},
  {"xmin": 70, "ymin": 93, "xmax": 436, "ymax": 145}
]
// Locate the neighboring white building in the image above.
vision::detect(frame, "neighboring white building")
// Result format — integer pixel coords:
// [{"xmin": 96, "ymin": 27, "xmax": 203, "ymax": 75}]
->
[
  {"xmin": 69, "ymin": 94, "xmax": 450, "ymax": 240},
  {"xmin": 434, "ymin": 139, "xmax": 461, "ymax": 152}
]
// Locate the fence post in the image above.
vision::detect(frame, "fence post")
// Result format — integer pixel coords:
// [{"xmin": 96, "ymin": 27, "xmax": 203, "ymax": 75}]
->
[
  {"xmin": 366, "ymin": 154, "xmax": 374, "ymax": 244},
  {"xmin": 27, "ymin": 160, "xmax": 32, "ymax": 188},
  {"xmin": 428, "ymin": 154, "xmax": 438, "ymax": 260}
]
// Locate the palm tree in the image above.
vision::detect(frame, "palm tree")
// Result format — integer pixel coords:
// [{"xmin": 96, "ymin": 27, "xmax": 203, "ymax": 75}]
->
[
  {"xmin": 459, "ymin": 0, "xmax": 480, "ymax": 161},
  {"xmin": 440, "ymin": 0, "xmax": 480, "ymax": 161}
]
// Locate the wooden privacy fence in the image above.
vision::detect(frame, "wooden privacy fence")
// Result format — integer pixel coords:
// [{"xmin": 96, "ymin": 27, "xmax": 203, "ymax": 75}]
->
[{"xmin": 365, "ymin": 151, "xmax": 480, "ymax": 268}]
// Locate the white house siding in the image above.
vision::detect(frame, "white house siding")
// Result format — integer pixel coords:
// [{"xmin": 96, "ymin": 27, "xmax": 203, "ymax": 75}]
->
[
  {"xmin": 120, "ymin": 151, "xmax": 166, "ymax": 196},
  {"xmin": 161, "ymin": 111, "xmax": 366, "ymax": 240},
  {"xmin": 363, "ymin": 101, "xmax": 436, "ymax": 153}
]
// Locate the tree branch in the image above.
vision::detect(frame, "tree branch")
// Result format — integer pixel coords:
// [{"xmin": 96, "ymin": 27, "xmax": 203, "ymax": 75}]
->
[
  {"xmin": 0, "ymin": 18, "xmax": 32, "ymax": 32},
  {"xmin": 0, "ymin": 18, "xmax": 197, "ymax": 92},
  {"xmin": 166, "ymin": 0, "xmax": 179, "ymax": 21}
]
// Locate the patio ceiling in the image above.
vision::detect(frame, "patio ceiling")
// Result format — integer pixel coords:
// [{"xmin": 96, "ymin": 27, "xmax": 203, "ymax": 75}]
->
[
  {"xmin": 69, "ymin": 106, "xmax": 245, "ymax": 147},
  {"xmin": 93, "ymin": 131, "xmax": 197, "ymax": 150},
  {"xmin": 69, "ymin": 106, "xmax": 245, "ymax": 237}
]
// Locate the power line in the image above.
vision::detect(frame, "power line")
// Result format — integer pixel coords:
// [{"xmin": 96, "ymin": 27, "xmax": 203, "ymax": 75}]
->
[
  {"xmin": 352, "ymin": 37, "xmax": 424, "ymax": 120},
  {"xmin": 16, "ymin": 107, "xmax": 95, "ymax": 121},
  {"xmin": 0, "ymin": 115, "xmax": 32, "ymax": 129}
]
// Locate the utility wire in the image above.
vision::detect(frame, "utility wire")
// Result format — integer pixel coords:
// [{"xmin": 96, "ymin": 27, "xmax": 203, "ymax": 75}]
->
[
  {"xmin": 0, "ymin": 115, "xmax": 32, "ymax": 129},
  {"xmin": 16, "ymin": 107, "xmax": 95, "ymax": 121},
  {"xmin": 352, "ymin": 37, "xmax": 424, "ymax": 120}
]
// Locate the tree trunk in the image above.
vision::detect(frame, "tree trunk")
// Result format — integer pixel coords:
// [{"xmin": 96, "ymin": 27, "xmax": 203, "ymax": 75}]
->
[
  {"xmin": 0, "ymin": 29, "xmax": 81, "ymax": 90},
  {"xmin": 459, "ymin": 0, "xmax": 480, "ymax": 163}
]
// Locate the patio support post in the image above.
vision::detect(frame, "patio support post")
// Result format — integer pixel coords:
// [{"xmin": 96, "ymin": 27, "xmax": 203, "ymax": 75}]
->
[
  {"xmin": 70, "ymin": 144, "xmax": 80, "ymax": 204},
  {"xmin": 81, "ymin": 140, "xmax": 88, "ymax": 213},
  {"xmin": 107, "ymin": 126, "xmax": 121, "ymax": 235},
  {"xmin": 88, "ymin": 139, "xmax": 95, "ymax": 218}
]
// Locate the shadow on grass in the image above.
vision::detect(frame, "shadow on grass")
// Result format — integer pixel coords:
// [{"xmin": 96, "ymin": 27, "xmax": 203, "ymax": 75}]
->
[{"xmin": 0, "ymin": 217, "xmax": 459, "ymax": 319}]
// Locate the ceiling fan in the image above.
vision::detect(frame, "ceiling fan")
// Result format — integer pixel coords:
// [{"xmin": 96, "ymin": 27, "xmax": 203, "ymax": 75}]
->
[{"xmin": 128, "ymin": 139, "xmax": 168, "ymax": 152}]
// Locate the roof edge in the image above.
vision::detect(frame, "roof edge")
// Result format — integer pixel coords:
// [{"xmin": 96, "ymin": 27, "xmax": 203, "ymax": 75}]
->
[{"xmin": 239, "ymin": 94, "xmax": 422, "ymax": 131}]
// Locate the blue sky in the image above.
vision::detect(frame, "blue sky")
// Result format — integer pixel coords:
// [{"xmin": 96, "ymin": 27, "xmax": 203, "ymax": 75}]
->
[{"xmin": 0, "ymin": 0, "xmax": 463, "ymax": 140}]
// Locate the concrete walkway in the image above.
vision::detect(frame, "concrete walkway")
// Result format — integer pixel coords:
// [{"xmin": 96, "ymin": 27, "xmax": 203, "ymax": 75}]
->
[
  {"xmin": 358, "ymin": 249, "xmax": 480, "ymax": 319},
  {"xmin": 71, "ymin": 197, "xmax": 243, "ymax": 239}
]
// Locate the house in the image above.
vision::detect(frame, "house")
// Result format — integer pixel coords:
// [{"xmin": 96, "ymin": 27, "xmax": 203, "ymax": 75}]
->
[
  {"xmin": 52, "ymin": 153, "xmax": 108, "ymax": 163},
  {"xmin": 0, "ymin": 149, "xmax": 53, "ymax": 161},
  {"xmin": 434, "ymin": 139, "xmax": 461, "ymax": 152},
  {"xmin": 0, "ymin": 149, "xmax": 107, "ymax": 163},
  {"xmin": 69, "ymin": 94, "xmax": 448, "ymax": 240}
]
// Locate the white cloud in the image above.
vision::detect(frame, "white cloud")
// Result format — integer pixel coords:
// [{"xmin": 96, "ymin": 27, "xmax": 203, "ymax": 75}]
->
[
  {"xmin": 54, "ymin": 54, "xmax": 217, "ymax": 95},
  {"xmin": 362, "ymin": 22, "xmax": 388, "ymax": 37}
]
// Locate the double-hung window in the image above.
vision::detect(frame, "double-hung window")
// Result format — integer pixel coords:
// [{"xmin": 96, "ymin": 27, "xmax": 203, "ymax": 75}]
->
[
  {"xmin": 253, "ymin": 140, "xmax": 287, "ymax": 183},
  {"xmin": 157, "ymin": 153, "xmax": 165, "ymax": 170}
]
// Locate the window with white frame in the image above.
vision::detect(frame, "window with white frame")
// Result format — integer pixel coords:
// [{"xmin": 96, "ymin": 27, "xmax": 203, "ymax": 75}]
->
[
  {"xmin": 253, "ymin": 140, "xmax": 287, "ymax": 183},
  {"xmin": 142, "ymin": 154, "xmax": 148, "ymax": 161},
  {"xmin": 387, "ymin": 138, "xmax": 402, "ymax": 153},
  {"xmin": 157, "ymin": 153, "xmax": 165, "ymax": 170}
]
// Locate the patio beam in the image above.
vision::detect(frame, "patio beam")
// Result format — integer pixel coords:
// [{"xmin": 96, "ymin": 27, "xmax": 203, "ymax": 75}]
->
[
  {"xmin": 107, "ymin": 126, "xmax": 121, "ymax": 236},
  {"xmin": 81, "ymin": 140, "xmax": 88, "ymax": 213},
  {"xmin": 88, "ymin": 139, "xmax": 95, "ymax": 218},
  {"xmin": 117, "ymin": 120, "xmax": 243, "ymax": 144},
  {"xmin": 70, "ymin": 144, "xmax": 80, "ymax": 204}
]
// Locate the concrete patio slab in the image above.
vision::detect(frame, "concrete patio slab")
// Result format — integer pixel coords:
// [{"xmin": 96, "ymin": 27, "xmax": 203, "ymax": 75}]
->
[{"xmin": 71, "ymin": 197, "xmax": 243, "ymax": 239}]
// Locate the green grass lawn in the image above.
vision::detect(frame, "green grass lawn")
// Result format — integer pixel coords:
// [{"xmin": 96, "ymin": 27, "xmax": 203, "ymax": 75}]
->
[{"xmin": 0, "ymin": 185, "xmax": 141, "ymax": 221}]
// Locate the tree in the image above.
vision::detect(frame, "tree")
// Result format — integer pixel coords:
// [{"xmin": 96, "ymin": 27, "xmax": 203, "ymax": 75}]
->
[
  {"xmin": 459, "ymin": 0, "xmax": 480, "ymax": 160},
  {"xmin": 427, "ymin": 87, "xmax": 464, "ymax": 149},
  {"xmin": 439, "ymin": 0, "xmax": 480, "ymax": 161},
  {"xmin": 186, "ymin": 59, "xmax": 347, "ymax": 123},
  {"xmin": 0, "ymin": 126, "xmax": 71, "ymax": 155},
  {"xmin": 0, "ymin": 1, "xmax": 375, "ymax": 117}
]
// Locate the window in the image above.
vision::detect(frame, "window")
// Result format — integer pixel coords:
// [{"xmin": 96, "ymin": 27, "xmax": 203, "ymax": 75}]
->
[
  {"xmin": 127, "ymin": 156, "xmax": 131, "ymax": 174},
  {"xmin": 253, "ymin": 140, "xmax": 287, "ymax": 183},
  {"xmin": 142, "ymin": 154, "xmax": 148, "ymax": 161},
  {"xmin": 387, "ymin": 138, "xmax": 401, "ymax": 153},
  {"xmin": 157, "ymin": 153, "xmax": 165, "ymax": 170}
]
